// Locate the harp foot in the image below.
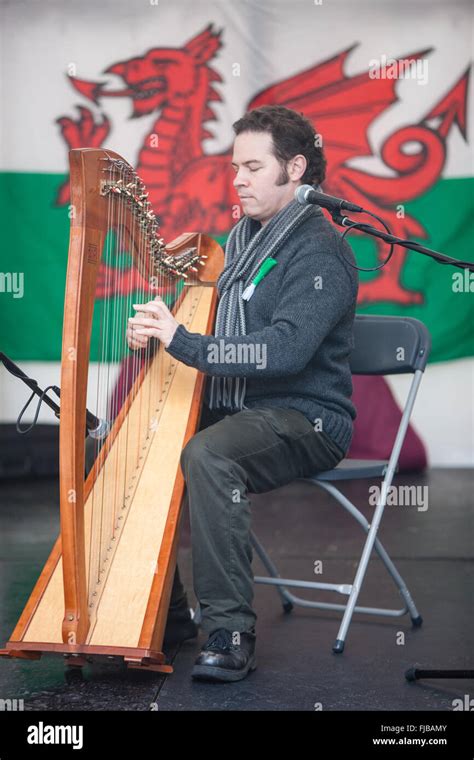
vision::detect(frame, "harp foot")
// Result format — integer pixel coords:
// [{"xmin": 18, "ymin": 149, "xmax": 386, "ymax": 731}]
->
[
  {"xmin": 126, "ymin": 657, "xmax": 173, "ymax": 675},
  {"xmin": 64, "ymin": 654, "xmax": 87, "ymax": 684},
  {"xmin": 0, "ymin": 648, "xmax": 42, "ymax": 660}
]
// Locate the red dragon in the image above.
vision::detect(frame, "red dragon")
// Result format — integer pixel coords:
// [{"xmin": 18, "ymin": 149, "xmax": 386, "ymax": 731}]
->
[{"xmin": 56, "ymin": 24, "xmax": 469, "ymax": 305}]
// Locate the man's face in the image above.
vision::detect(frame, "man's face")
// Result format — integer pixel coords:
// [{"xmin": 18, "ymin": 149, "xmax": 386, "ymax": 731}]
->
[{"xmin": 232, "ymin": 131, "xmax": 305, "ymax": 226}]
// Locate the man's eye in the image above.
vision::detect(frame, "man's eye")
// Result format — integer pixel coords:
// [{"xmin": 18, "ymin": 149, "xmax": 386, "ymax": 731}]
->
[{"xmin": 250, "ymin": 167, "xmax": 260, "ymax": 172}]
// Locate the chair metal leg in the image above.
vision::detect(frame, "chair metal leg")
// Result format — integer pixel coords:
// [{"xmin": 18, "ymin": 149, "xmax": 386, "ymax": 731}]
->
[
  {"xmin": 311, "ymin": 480, "xmax": 422, "ymax": 624},
  {"xmin": 331, "ymin": 492, "xmax": 391, "ymax": 653},
  {"xmin": 251, "ymin": 483, "xmax": 422, "ymax": 625},
  {"xmin": 331, "ymin": 372, "xmax": 424, "ymax": 653}
]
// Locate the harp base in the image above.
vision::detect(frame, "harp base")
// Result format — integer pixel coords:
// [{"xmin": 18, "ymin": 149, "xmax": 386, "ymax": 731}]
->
[{"xmin": 0, "ymin": 642, "xmax": 173, "ymax": 674}]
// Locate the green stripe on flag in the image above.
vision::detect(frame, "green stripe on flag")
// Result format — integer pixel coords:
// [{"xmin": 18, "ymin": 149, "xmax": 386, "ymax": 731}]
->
[{"xmin": 0, "ymin": 172, "xmax": 472, "ymax": 363}]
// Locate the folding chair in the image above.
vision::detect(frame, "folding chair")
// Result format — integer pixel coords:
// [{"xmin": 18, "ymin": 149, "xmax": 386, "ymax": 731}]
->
[{"xmin": 250, "ymin": 314, "xmax": 431, "ymax": 653}]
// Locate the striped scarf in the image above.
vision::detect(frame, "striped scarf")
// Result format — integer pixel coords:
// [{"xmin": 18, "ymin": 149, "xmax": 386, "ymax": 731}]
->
[{"xmin": 208, "ymin": 198, "xmax": 318, "ymax": 411}]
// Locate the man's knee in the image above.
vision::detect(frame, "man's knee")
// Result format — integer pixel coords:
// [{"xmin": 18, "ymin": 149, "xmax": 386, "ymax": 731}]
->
[
  {"xmin": 180, "ymin": 431, "xmax": 211, "ymax": 472},
  {"xmin": 180, "ymin": 427, "xmax": 241, "ymax": 479}
]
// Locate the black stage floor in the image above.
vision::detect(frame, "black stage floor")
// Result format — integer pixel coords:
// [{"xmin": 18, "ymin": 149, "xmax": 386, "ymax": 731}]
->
[{"xmin": 0, "ymin": 470, "xmax": 472, "ymax": 711}]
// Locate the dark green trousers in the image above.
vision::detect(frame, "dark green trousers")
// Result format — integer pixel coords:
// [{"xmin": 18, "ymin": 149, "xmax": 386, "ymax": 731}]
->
[{"xmin": 170, "ymin": 404, "xmax": 345, "ymax": 636}]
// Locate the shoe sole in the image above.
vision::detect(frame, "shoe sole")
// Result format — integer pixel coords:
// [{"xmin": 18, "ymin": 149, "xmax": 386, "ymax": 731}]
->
[{"xmin": 191, "ymin": 655, "xmax": 257, "ymax": 683}]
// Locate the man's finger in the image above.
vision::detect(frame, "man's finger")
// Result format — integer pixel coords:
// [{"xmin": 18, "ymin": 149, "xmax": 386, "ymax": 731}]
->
[
  {"xmin": 129, "ymin": 317, "xmax": 163, "ymax": 328},
  {"xmin": 133, "ymin": 302, "xmax": 169, "ymax": 317},
  {"xmin": 134, "ymin": 327, "xmax": 163, "ymax": 336}
]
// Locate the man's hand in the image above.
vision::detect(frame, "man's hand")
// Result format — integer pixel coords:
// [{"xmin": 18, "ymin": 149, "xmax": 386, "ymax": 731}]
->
[
  {"xmin": 127, "ymin": 296, "xmax": 180, "ymax": 349},
  {"xmin": 126, "ymin": 308, "xmax": 150, "ymax": 350}
]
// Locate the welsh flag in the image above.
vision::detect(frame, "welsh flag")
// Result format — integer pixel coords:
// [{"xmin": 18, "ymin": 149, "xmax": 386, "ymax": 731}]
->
[{"xmin": 1, "ymin": 1, "xmax": 472, "ymax": 467}]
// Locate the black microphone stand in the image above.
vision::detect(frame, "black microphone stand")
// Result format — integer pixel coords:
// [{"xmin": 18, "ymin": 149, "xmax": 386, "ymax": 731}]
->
[
  {"xmin": 0, "ymin": 352, "xmax": 98, "ymax": 438},
  {"xmin": 0, "ymin": 352, "xmax": 61, "ymax": 422},
  {"xmin": 331, "ymin": 210, "xmax": 474, "ymax": 272}
]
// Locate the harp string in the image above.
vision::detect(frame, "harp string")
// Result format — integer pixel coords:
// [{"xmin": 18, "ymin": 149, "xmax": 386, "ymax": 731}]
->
[
  {"xmin": 109, "ymin": 159, "xmax": 127, "ymax": 551},
  {"xmin": 88, "ymin": 158, "xmax": 114, "ymax": 596},
  {"xmin": 103, "ymin": 163, "xmax": 117, "ymax": 570},
  {"xmin": 118, "ymin": 161, "xmax": 136, "ymax": 531},
  {"xmin": 100, "ymin": 158, "xmax": 122, "ymax": 588},
  {"xmin": 153, "ymin": 227, "xmax": 164, "ymax": 440},
  {"xmin": 145, "ymin": 226, "xmax": 153, "ymax": 447},
  {"xmin": 104, "ymin": 160, "xmax": 122, "ymax": 578},
  {"xmin": 137, "ymin": 190, "xmax": 149, "ymax": 468},
  {"xmin": 119, "ymin": 170, "xmax": 139, "ymax": 531}
]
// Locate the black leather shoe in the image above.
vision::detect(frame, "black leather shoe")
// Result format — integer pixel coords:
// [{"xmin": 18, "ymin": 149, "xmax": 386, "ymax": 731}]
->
[
  {"xmin": 163, "ymin": 599, "xmax": 199, "ymax": 647},
  {"xmin": 191, "ymin": 628, "xmax": 257, "ymax": 682}
]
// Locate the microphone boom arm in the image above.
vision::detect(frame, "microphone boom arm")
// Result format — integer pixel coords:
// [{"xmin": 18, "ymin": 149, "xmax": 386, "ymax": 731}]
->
[{"xmin": 331, "ymin": 212, "xmax": 474, "ymax": 272}]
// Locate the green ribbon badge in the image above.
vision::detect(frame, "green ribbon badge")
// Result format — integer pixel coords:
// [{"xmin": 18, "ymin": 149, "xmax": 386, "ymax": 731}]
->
[{"xmin": 242, "ymin": 257, "xmax": 278, "ymax": 301}]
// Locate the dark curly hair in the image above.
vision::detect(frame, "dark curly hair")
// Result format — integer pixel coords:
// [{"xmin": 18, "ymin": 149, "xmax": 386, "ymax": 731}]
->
[{"xmin": 232, "ymin": 105, "xmax": 326, "ymax": 186}]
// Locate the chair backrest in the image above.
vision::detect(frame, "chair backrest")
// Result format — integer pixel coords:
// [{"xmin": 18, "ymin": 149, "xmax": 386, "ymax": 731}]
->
[{"xmin": 350, "ymin": 315, "xmax": 431, "ymax": 375}]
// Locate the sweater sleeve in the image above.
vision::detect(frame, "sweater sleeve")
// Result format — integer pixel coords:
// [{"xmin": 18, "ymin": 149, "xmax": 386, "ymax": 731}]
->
[{"xmin": 165, "ymin": 243, "xmax": 356, "ymax": 378}]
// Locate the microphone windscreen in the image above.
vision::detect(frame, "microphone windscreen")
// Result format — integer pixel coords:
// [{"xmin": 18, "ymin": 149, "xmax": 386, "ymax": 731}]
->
[{"xmin": 295, "ymin": 184, "xmax": 312, "ymax": 204}]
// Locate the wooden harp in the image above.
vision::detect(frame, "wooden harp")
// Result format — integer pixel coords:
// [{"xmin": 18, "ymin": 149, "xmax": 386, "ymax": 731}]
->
[{"xmin": 0, "ymin": 149, "xmax": 224, "ymax": 675}]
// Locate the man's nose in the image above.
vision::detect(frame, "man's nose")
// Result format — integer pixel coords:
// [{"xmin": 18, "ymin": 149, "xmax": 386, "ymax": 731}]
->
[{"xmin": 233, "ymin": 170, "xmax": 249, "ymax": 188}]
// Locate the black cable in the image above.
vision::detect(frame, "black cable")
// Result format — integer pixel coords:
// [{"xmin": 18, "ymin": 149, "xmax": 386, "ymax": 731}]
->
[
  {"xmin": 331, "ymin": 204, "xmax": 474, "ymax": 273},
  {"xmin": 339, "ymin": 208, "xmax": 395, "ymax": 272},
  {"xmin": 16, "ymin": 384, "xmax": 58, "ymax": 435}
]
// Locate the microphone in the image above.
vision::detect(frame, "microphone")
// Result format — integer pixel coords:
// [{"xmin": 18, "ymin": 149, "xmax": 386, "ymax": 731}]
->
[
  {"xmin": 295, "ymin": 184, "xmax": 363, "ymax": 213},
  {"xmin": 49, "ymin": 387, "xmax": 110, "ymax": 441},
  {"xmin": 85, "ymin": 410, "xmax": 110, "ymax": 441}
]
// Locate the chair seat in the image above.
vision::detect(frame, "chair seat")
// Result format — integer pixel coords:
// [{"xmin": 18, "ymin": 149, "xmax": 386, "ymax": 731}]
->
[{"xmin": 302, "ymin": 458, "xmax": 395, "ymax": 482}]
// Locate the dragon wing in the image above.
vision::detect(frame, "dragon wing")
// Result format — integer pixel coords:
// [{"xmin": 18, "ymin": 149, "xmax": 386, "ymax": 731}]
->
[{"xmin": 242, "ymin": 46, "xmax": 431, "ymax": 190}]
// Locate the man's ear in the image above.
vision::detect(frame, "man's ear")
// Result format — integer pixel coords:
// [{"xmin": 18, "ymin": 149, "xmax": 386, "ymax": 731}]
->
[{"xmin": 288, "ymin": 154, "xmax": 307, "ymax": 182}]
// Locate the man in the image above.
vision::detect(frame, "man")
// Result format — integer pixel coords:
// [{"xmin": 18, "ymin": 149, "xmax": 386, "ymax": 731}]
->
[{"xmin": 127, "ymin": 105, "xmax": 359, "ymax": 682}]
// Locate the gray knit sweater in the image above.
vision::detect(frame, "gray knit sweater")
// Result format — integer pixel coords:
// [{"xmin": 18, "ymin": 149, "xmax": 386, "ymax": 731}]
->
[{"xmin": 165, "ymin": 208, "xmax": 359, "ymax": 456}]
